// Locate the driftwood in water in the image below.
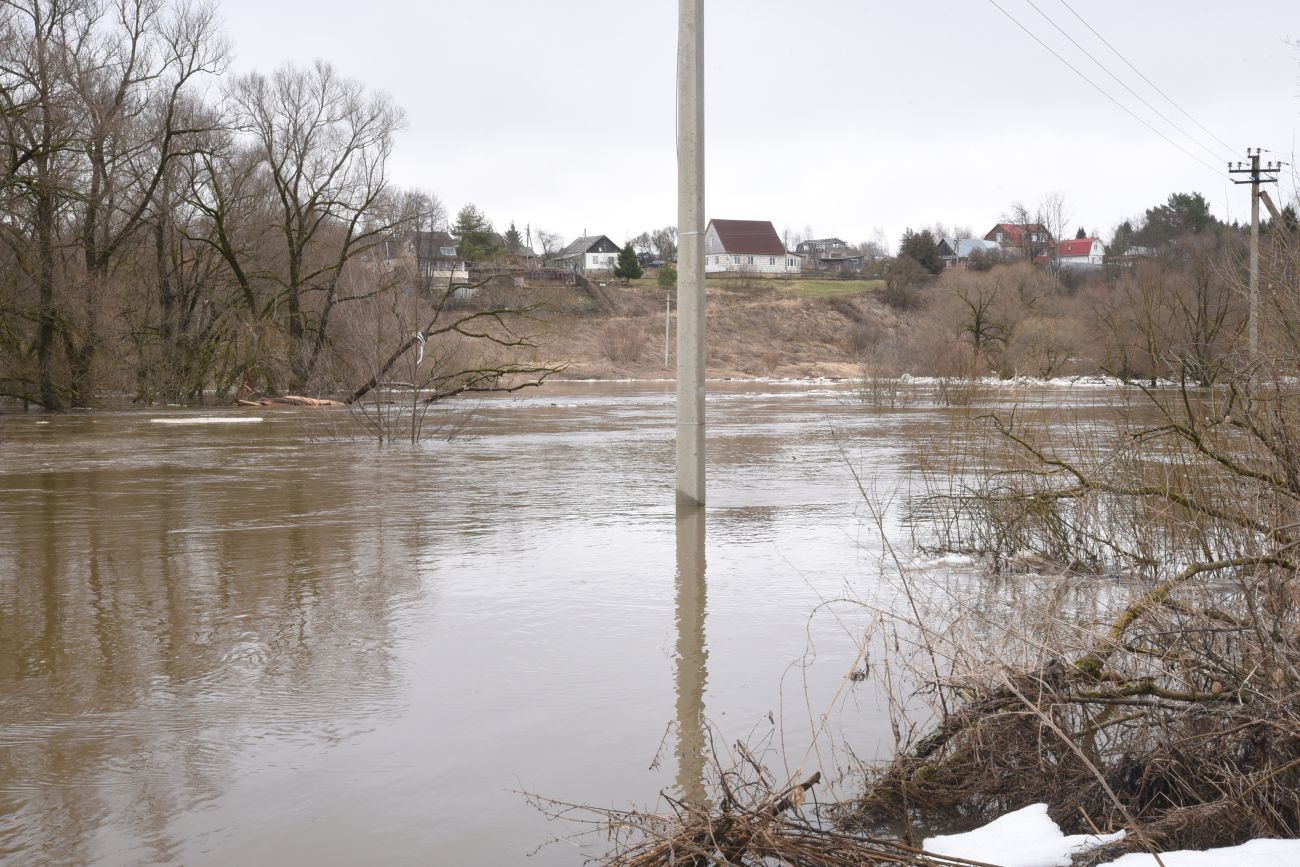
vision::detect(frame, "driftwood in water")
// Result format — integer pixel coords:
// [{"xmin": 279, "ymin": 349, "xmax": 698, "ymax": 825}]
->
[{"xmin": 236, "ymin": 395, "xmax": 343, "ymax": 408}]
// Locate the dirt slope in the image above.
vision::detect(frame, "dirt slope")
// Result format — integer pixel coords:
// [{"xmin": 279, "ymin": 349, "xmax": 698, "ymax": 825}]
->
[{"xmin": 522, "ymin": 278, "xmax": 899, "ymax": 380}]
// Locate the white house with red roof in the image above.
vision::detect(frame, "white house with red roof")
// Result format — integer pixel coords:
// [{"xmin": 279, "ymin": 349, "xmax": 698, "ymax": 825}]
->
[
  {"xmin": 1057, "ymin": 236, "xmax": 1106, "ymax": 270},
  {"xmin": 704, "ymin": 219, "xmax": 801, "ymax": 275}
]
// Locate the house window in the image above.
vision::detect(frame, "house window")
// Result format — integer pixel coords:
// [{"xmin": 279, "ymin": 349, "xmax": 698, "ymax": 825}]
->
[
  {"xmin": 747, "ymin": 256, "xmax": 754, "ymax": 264},
  {"xmin": 769, "ymin": 257, "xmax": 775, "ymax": 265}
]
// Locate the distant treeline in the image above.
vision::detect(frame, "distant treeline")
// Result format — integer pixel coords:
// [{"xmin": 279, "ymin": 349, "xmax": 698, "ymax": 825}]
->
[{"xmin": 871, "ymin": 192, "xmax": 1300, "ymax": 386}]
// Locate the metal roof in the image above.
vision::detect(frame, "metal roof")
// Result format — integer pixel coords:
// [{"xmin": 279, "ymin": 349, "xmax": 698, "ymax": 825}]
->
[
  {"xmin": 554, "ymin": 235, "xmax": 615, "ymax": 258},
  {"xmin": 708, "ymin": 219, "xmax": 787, "ymax": 256},
  {"xmin": 1058, "ymin": 238, "xmax": 1101, "ymax": 257}
]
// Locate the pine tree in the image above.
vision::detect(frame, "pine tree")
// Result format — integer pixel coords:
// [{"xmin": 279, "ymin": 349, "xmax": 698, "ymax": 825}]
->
[
  {"xmin": 452, "ymin": 204, "xmax": 500, "ymax": 261},
  {"xmin": 504, "ymin": 221, "xmax": 523, "ymax": 252},
  {"xmin": 898, "ymin": 228, "xmax": 943, "ymax": 275},
  {"xmin": 614, "ymin": 243, "xmax": 644, "ymax": 280}
]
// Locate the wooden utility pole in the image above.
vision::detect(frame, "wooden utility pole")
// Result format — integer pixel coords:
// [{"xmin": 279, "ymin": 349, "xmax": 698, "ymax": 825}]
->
[
  {"xmin": 677, "ymin": 0, "xmax": 705, "ymax": 506},
  {"xmin": 1230, "ymin": 149, "xmax": 1282, "ymax": 360}
]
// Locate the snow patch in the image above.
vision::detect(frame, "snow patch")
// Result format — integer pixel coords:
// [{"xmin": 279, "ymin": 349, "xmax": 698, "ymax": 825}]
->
[
  {"xmin": 923, "ymin": 804, "xmax": 1125, "ymax": 867},
  {"xmin": 1098, "ymin": 838, "xmax": 1300, "ymax": 866},
  {"xmin": 922, "ymin": 804, "xmax": 1300, "ymax": 866}
]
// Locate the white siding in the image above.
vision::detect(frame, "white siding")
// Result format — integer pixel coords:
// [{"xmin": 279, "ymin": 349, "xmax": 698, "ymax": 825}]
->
[
  {"xmin": 1060, "ymin": 240, "xmax": 1106, "ymax": 269},
  {"xmin": 704, "ymin": 253, "xmax": 799, "ymax": 275},
  {"xmin": 703, "ymin": 224, "xmax": 801, "ymax": 275},
  {"xmin": 586, "ymin": 252, "xmax": 616, "ymax": 272},
  {"xmin": 425, "ymin": 264, "xmax": 470, "ymax": 284}
]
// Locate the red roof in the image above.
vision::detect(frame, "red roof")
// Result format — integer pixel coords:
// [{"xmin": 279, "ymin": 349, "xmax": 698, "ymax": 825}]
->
[
  {"xmin": 1058, "ymin": 238, "xmax": 1098, "ymax": 257},
  {"xmin": 708, "ymin": 219, "xmax": 786, "ymax": 256},
  {"xmin": 985, "ymin": 223, "xmax": 1049, "ymax": 245}
]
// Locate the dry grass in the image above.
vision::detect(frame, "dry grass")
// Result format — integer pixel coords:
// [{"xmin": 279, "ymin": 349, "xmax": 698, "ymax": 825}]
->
[
  {"xmin": 531, "ymin": 279, "xmax": 898, "ymax": 380},
  {"xmin": 840, "ymin": 375, "xmax": 1300, "ymax": 862},
  {"xmin": 599, "ymin": 319, "xmax": 648, "ymax": 363}
]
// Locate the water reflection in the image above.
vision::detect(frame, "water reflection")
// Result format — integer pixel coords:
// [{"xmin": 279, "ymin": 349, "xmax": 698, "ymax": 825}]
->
[
  {"xmin": 674, "ymin": 505, "xmax": 708, "ymax": 807},
  {"xmin": 0, "ymin": 382, "xmax": 1121, "ymax": 863},
  {"xmin": 0, "ymin": 423, "xmax": 416, "ymax": 864}
]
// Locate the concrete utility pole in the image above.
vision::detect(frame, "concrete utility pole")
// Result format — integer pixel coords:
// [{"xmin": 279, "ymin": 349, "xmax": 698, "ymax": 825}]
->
[
  {"xmin": 664, "ymin": 293, "xmax": 671, "ymax": 369},
  {"xmin": 676, "ymin": 0, "xmax": 705, "ymax": 507},
  {"xmin": 673, "ymin": 506, "xmax": 708, "ymax": 806},
  {"xmin": 1229, "ymin": 149, "xmax": 1282, "ymax": 360}
]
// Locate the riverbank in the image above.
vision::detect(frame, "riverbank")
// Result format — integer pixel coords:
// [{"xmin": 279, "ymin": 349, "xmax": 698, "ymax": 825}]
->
[{"xmin": 527, "ymin": 276, "xmax": 894, "ymax": 381}]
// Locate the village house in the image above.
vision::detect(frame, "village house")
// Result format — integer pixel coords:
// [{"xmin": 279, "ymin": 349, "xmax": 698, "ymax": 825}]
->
[
  {"xmin": 411, "ymin": 231, "xmax": 469, "ymax": 284},
  {"xmin": 984, "ymin": 222, "xmax": 1054, "ymax": 260},
  {"xmin": 1057, "ymin": 236, "xmax": 1106, "ymax": 270},
  {"xmin": 375, "ymin": 230, "xmax": 470, "ymax": 287},
  {"xmin": 548, "ymin": 235, "xmax": 622, "ymax": 274},
  {"xmin": 705, "ymin": 219, "xmax": 801, "ymax": 275},
  {"xmin": 936, "ymin": 237, "xmax": 1002, "ymax": 270},
  {"xmin": 795, "ymin": 237, "xmax": 864, "ymax": 276}
]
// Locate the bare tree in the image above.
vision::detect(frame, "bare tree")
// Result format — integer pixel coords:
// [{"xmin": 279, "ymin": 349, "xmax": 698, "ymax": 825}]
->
[
  {"xmin": 68, "ymin": 0, "xmax": 227, "ymax": 401},
  {"xmin": 533, "ymin": 227, "xmax": 562, "ymax": 257},
  {"xmin": 0, "ymin": 0, "xmax": 225, "ymax": 407},
  {"xmin": 0, "ymin": 0, "xmax": 99, "ymax": 408},
  {"xmin": 216, "ymin": 59, "xmax": 406, "ymax": 393},
  {"xmin": 1037, "ymin": 190, "xmax": 1073, "ymax": 276}
]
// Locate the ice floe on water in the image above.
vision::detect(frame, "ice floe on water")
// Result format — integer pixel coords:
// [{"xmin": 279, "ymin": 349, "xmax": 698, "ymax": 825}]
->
[
  {"xmin": 150, "ymin": 416, "xmax": 263, "ymax": 425},
  {"xmin": 922, "ymin": 804, "xmax": 1300, "ymax": 866}
]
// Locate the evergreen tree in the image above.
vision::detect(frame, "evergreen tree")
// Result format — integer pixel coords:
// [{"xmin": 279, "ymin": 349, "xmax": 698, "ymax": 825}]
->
[
  {"xmin": 1136, "ymin": 192, "xmax": 1219, "ymax": 247},
  {"xmin": 1110, "ymin": 220, "xmax": 1136, "ymax": 256},
  {"xmin": 614, "ymin": 243, "xmax": 644, "ymax": 280},
  {"xmin": 503, "ymin": 221, "xmax": 523, "ymax": 252},
  {"xmin": 1075, "ymin": 226, "xmax": 1087, "ymax": 239},
  {"xmin": 452, "ymin": 204, "xmax": 501, "ymax": 261},
  {"xmin": 898, "ymin": 228, "xmax": 943, "ymax": 275}
]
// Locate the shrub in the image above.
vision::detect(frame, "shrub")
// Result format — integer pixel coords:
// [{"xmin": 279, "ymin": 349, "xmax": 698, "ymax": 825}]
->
[
  {"xmin": 882, "ymin": 257, "xmax": 927, "ymax": 310},
  {"xmin": 598, "ymin": 320, "xmax": 646, "ymax": 363}
]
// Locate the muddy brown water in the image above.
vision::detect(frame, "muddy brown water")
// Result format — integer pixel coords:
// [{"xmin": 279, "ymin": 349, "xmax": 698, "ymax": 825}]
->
[{"xmin": 0, "ymin": 381, "xmax": 1115, "ymax": 865}]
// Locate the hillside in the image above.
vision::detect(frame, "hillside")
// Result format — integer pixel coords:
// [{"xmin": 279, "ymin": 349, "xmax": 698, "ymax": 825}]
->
[{"xmin": 525, "ymin": 276, "xmax": 896, "ymax": 380}]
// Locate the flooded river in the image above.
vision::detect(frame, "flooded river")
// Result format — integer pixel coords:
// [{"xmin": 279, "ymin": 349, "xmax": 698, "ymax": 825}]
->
[{"xmin": 0, "ymin": 381, "xmax": 1103, "ymax": 865}]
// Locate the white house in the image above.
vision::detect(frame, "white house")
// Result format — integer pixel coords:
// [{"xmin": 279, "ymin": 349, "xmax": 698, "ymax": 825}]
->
[
  {"xmin": 1057, "ymin": 237, "xmax": 1106, "ymax": 270},
  {"xmin": 549, "ymin": 235, "xmax": 622, "ymax": 274},
  {"xmin": 704, "ymin": 219, "xmax": 800, "ymax": 275}
]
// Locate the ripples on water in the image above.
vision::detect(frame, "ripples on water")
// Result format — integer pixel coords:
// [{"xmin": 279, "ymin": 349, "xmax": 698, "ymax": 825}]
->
[{"xmin": 0, "ymin": 382, "xmax": 1117, "ymax": 864}]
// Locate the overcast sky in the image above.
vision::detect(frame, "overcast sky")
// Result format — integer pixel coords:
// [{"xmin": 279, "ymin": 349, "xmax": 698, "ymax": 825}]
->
[{"xmin": 215, "ymin": 0, "xmax": 1297, "ymax": 251}]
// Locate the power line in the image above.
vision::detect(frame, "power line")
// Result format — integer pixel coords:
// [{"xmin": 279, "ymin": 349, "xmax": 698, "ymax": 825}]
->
[
  {"xmin": 984, "ymin": 0, "xmax": 1228, "ymax": 181},
  {"xmin": 1055, "ymin": 0, "xmax": 1238, "ymax": 157},
  {"xmin": 1023, "ymin": 0, "xmax": 1233, "ymax": 165}
]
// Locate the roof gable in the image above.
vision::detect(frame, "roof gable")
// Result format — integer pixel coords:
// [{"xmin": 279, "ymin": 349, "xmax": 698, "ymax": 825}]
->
[
  {"xmin": 1058, "ymin": 237, "xmax": 1101, "ymax": 257},
  {"xmin": 708, "ymin": 219, "xmax": 786, "ymax": 256},
  {"xmin": 555, "ymin": 234, "xmax": 619, "ymax": 257},
  {"xmin": 413, "ymin": 230, "xmax": 458, "ymax": 259},
  {"xmin": 985, "ymin": 223, "xmax": 1050, "ymax": 244}
]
